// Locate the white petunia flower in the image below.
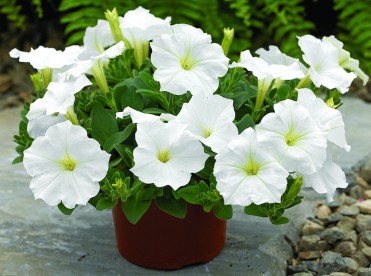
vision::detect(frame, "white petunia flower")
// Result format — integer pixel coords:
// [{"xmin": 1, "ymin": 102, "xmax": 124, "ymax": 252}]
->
[
  {"xmin": 322, "ymin": 35, "xmax": 369, "ymax": 85},
  {"xmin": 9, "ymin": 45, "xmax": 83, "ymax": 88},
  {"xmin": 23, "ymin": 121, "xmax": 110, "ymax": 209},
  {"xmin": 119, "ymin": 6, "xmax": 171, "ymax": 68},
  {"xmin": 302, "ymin": 150, "xmax": 347, "ymax": 201},
  {"xmin": 131, "ymin": 120, "xmax": 208, "ymax": 190},
  {"xmin": 230, "ymin": 49, "xmax": 304, "ymax": 109},
  {"xmin": 151, "ymin": 24, "xmax": 229, "ymax": 96},
  {"xmin": 298, "ymin": 35, "xmax": 356, "ymax": 93},
  {"xmin": 256, "ymin": 99, "xmax": 328, "ymax": 175},
  {"xmin": 75, "ymin": 19, "xmax": 125, "ymax": 93},
  {"xmin": 297, "ymin": 88, "xmax": 350, "ymax": 151},
  {"xmin": 214, "ymin": 128, "xmax": 289, "ymax": 206},
  {"xmin": 175, "ymin": 94, "xmax": 238, "ymax": 153},
  {"xmin": 116, "ymin": 107, "xmax": 160, "ymax": 123},
  {"xmin": 26, "ymin": 75, "xmax": 90, "ymax": 138}
]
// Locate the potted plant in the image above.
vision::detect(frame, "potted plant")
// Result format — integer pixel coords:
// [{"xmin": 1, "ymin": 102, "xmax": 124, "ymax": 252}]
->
[{"xmin": 10, "ymin": 6, "xmax": 368, "ymax": 270}]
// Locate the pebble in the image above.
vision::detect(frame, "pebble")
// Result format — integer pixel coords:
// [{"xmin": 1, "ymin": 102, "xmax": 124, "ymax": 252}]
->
[
  {"xmin": 360, "ymin": 161, "xmax": 371, "ymax": 182},
  {"xmin": 352, "ymin": 251, "xmax": 370, "ymax": 268},
  {"xmin": 343, "ymin": 257, "xmax": 359, "ymax": 273},
  {"xmin": 356, "ymin": 200, "xmax": 371, "ymax": 215},
  {"xmin": 292, "ymin": 273, "xmax": 312, "ymax": 276},
  {"xmin": 317, "ymin": 205, "xmax": 332, "ymax": 220},
  {"xmin": 330, "ymin": 273, "xmax": 352, "ymax": 276},
  {"xmin": 344, "ymin": 230, "xmax": 358, "ymax": 245},
  {"xmin": 339, "ymin": 205, "xmax": 360, "ymax": 216},
  {"xmin": 356, "ymin": 176, "xmax": 370, "ymax": 189},
  {"xmin": 302, "ymin": 219, "xmax": 324, "ymax": 236},
  {"xmin": 287, "ymin": 264, "xmax": 309, "ymax": 274},
  {"xmin": 300, "ymin": 260, "xmax": 323, "ymax": 273},
  {"xmin": 361, "ymin": 247, "xmax": 371, "ymax": 261},
  {"xmin": 320, "ymin": 251, "xmax": 347, "ymax": 274},
  {"xmin": 328, "ymin": 200, "xmax": 342, "ymax": 210},
  {"xmin": 356, "ymin": 214, "xmax": 371, "ymax": 232},
  {"xmin": 350, "ymin": 185, "xmax": 365, "ymax": 199},
  {"xmin": 298, "ymin": 251, "xmax": 322, "ymax": 260},
  {"xmin": 361, "ymin": 231, "xmax": 371, "ymax": 246},
  {"xmin": 357, "ymin": 267, "xmax": 371, "ymax": 276},
  {"xmin": 324, "ymin": 213, "xmax": 343, "ymax": 226},
  {"xmin": 364, "ymin": 190, "xmax": 371, "ymax": 199},
  {"xmin": 337, "ymin": 216, "xmax": 356, "ymax": 232},
  {"xmin": 335, "ymin": 241, "xmax": 357, "ymax": 257},
  {"xmin": 317, "ymin": 240, "xmax": 332, "ymax": 251},
  {"xmin": 299, "ymin": 235, "xmax": 321, "ymax": 251},
  {"xmin": 320, "ymin": 227, "xmax": 346, "ymax": 245},
  {"xmin": 338, "ymin": 193, "xmax": 358, "ymax": 206}
]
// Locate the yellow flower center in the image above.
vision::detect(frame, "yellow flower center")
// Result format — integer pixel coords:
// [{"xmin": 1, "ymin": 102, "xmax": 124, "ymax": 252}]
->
[
  {"xmin": 202, "ymin": 127, "xmax": 213, "ymax": 138},
  {"xmin": 180, "ymin": 50, "xmax": 196, "ymax": 70},
  {"xmin": 61, "ymin": 156, "xmax": 77, "ymax": 171},
  {"xmin": 243, "ymin": 161, "xmax": 260, "ymax": 176},
  {"xmin": 157, "ymin": 149, "xmax": 171, "ymax": 163}
]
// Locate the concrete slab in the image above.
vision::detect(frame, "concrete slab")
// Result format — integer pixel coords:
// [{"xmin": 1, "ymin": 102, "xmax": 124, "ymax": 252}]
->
[{"xmin": 0, "ymin": 95, "xmax": 370, "ymax": 275}]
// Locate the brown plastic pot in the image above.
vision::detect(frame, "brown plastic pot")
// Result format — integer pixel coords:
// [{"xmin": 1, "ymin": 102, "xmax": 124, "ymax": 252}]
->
[{"xmin": 112, "ymin": 200, "xmax": 226, "ymax": 270}]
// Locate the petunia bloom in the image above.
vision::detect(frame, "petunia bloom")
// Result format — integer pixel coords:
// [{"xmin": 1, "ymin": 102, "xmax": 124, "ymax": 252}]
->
[
  {"xmin": 322, "ymin": 35, "xmax": 369, "ymax": 85},
  {"xmin": 256, "ymin": 99, "xmax": 328, "ymax": 175},
  {"xmin": 119, "ymin": 6, "xmax": 171, "ymax": 68},
  {"xmin": 175, "ymin": 94, "xmax": 238, "ymax": 153},
  {"xmin": 151, "ymin": 24, "xmax": 229, "ymax": 96},
  {"xmin": 302, "ymin": 150, "xmax": 347, "ymax": 201},
  {"xmin": 130, "ymin": 120, "xmax": 208, "ymax": 190},
  {"xmin": 230, "ymin": 48, "xmax": 304, "ymax": 109},
  {"xmin": 297, "ymin": 34, "xmax": 356, "ymax": 93},
  {"xmin": 214, "ymin": 128, "xmax": 289, "ymax": 206},
  {"xmin": 23, "ymin": 121, "xmax": 110, "ymax": 209},
  {"xmin": 297, "ymin": 88, "xmax": 350, "ymax": 151}
]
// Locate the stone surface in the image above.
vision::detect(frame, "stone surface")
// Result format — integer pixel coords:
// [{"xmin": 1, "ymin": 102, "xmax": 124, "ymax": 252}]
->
[
  {"xmin": 356, "ymin": 214, "xmax": 371, "ymax": 232},
  {"xmin": 339, "ymin": 205, "xmax": 360, "ymax": 216},
  {"xmin": 302, "ymin": 219, "xmax": 324, "ymax": 236},
  {"xmin": 361, "ymin": 231, "xmax": 371, "ymax": 246},
  {"xmin": 298, "ymin": 251, "xmax": 322, "ymax": 260},
  {"xmin": 356, "ymin": 200, "xmax": 371, "ymax": 214},
  {"xmin": 343, "ymin": 257, "xmax": 359, "ymax": 274},
  {"xmin": 357, "ymin": 267, "xmax": 371, "ymax": 276},
  {"xmin": 320, "ymin": 227, "xmax": 346, "ymax": 245},
  {"xmin": 316, "ymin": 205, "xmax": 332, "ymax": 220},
  {"xmin": 335, "ymin": 241, "xmax": 357, "ymax": 257},
  {"xmin": 337, "ymin": 216, "xmax": 356, "ymax": 232}
]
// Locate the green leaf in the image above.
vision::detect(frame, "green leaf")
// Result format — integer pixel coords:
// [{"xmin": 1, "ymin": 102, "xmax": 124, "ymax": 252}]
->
[
  {"xmin": 119, "ymin": 86, "xmax": 144, "ymax": 111},
  {"xmin": 213, "ymin": 203, "xmax": 233, "ymax": 220},
  {"xmin": 270, "ymin": 216, "xmax": 289, "ymax": 225},
  {"xmin": 236, "ymin": 114, "xmax": 255, "ymax": 133},
  {"xmin": 155, "ymin": 197, "xmax": 187, "ymax": 219},
  {"xmin": 121, "ymin": 197, "xmax": 152, "ymax": 224},
  {"xmin": 96, "ymin": 197, "xmax": 118, "ymax": 211},
  {"xmin": 177, "ymin": 186, "xmax": 202, "ymax": 204},
  {"xmin": 58, "ymin": 203, "xmax": 75, "ymax": 215},
  {"xmin": 90, "ymin": 104, "xmax": 118, "ymax": 145},
  {"xmin": 114, "ymin": 144, "xmax": 133, "ymax": 167},
  {"xmin": 244, "ymin": 204, "xmax": 268, "ymax": 217},
  {"xmin": 103, "ymin": 123, "xmax": 135, "ymax": 152},
  {"xmin": 12, "ymin": 156, "xmax": 23, "ymax": 164}
]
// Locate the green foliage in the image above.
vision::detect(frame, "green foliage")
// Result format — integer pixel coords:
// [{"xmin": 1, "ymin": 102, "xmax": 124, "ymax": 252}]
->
[
  {"xmin": 0, "ymin": 0, "xmax": 44, "ymax": 29},
  {"xmin": 334, "ymin": 0, "xmax": 371, "ymax": 74},
  {"xmin": 13, "ymin": 102, "xmax": 33, "ymax": 164}
]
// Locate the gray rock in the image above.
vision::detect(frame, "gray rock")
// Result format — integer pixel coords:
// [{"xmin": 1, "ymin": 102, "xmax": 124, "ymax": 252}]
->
[
  {"xmin": 298, "ymin": 251, "xmax": 322, "ymax": 260},
  {"xmin": 360, "ymin": 159, "xmax": 371, "ymax": 183},
  {"xmin": 338, "ymin": 193, "xmax": 358, "ymax": 206},
  {"xmin": 361, "ymin": 231, "xmax": 371, "ymax": 246},
  {"xmin": 337, "ymin": 216, "xmax": 356, "ymax": 232},
  {"xmin": 339, "ymin": 205, "xmax": 360, "ymax": 216},
  {"xmin": 352, "ymin": 251, "xmax": 370, "ymax": 268},
  {"xmin": 330, "ymin": 273, "xmax": 352, "ymax": 276},
  {"xmin": 344, "ymin": 257, "xmax": 359, "ymax": 273},
  {"xmin": 320, "ymin": 227, "xmax": 346, "ymax": 245},
  {"xmin": 357, "ymin": 267, "xmax": 371, "ymax": 276},
  {"xmin": 287, "ymin": 264, "xmax": 310, "ymax": 274},
  {"xmin": 324, "ymin": 213, "xmax": 343, "ymax": 226},
  {"xmin": 327, "ymin": 200, "xmax": 342, "ymax": 210},
  {"xmin": 317, "ymin": 240, "xmax": 332, "ymax": 252},
  {"xmin": 350, "ymin": 185, "xmax": 365, "ymax": 199},
  {"xmin": 356, "ymin": 200, "xmax": 371, "ymax": 215},
  {"xmin": 292, "ymin": 273, "xmax": 313, "ymax": 276},
  {"xmin": 317, "ymin": 205, "xmax": 332, "ymax": 220},
  {"xmin": 344, "ymin": 230, "xmax": 358, "ymax": 245},
  {"xmin": 335, "ymin": 241, "xmax": 357, "ymax": 257},
  {"xmin": 299, "ymin": 235, "xmax": 321, "ymax": 251},
  {"xmin": 319, "ymin": 251, "xmax": 347, "ymax": 274},
  {"xmin": 302, "ymin": 219, "xmax": 324, "ymax": 236},
  {"xmin": 356, "ymin": 214, "xmax": 371, "ymax": 232},
  {"xmin": 301, "ymin": 260, "xmax": 323, "ymax": 273}
]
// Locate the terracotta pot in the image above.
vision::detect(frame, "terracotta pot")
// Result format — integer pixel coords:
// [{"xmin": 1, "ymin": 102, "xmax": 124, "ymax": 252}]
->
[{"xmin": 112, "ymin": 200, "xmax": 226, "ymax": 270}]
